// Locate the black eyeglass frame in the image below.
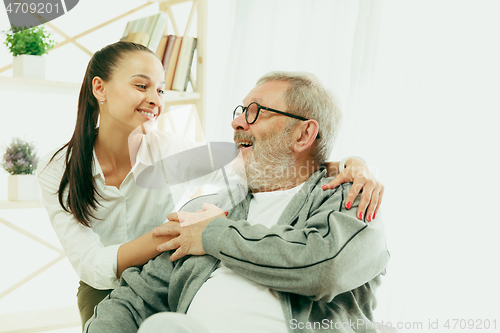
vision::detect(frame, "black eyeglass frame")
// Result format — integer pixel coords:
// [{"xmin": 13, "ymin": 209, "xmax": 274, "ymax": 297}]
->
[{"xmin": 233, "ymin": 102, "xmax": 320, "ymax": 138}]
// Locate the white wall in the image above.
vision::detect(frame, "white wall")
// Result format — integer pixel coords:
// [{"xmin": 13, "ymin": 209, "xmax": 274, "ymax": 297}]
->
[{"xmin": 369, "ymin": 1, "xmax": 500, "ymax": 324}]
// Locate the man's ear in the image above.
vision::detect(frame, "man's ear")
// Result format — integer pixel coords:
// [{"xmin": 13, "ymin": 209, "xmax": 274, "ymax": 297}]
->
[
  {"xmin": 293, "ymin": 119, "xmax": 319, "ymax": 153},
  {"xmin": 92, "ymin": 76, "xmax": 105, "ymax": 102}
]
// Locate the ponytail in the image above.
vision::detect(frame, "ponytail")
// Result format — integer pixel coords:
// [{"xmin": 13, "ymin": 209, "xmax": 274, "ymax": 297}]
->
[{"xmin": 50, "ymin": 41, "xmax": 154, "ymax": 227}]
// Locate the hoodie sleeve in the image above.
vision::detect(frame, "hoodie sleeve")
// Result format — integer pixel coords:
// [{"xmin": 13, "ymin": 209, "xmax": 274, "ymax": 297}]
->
[
  {"xmin": 84, "ymin": 253, "xmax": 174, "ymax": 332},
  {"xmin": 202, "ymin": 183, "xmax": 390, "ymax": 302}
]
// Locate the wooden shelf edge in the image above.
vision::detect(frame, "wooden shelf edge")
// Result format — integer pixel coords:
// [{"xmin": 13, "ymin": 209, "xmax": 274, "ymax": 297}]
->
[
  {"xmin": 0, "ymin": 76, "xmax": 81, "ymax": 95},
  {"xmin": 163, "ymin": 90, "xmax": 200, "ymax": 103},
  {"xmin": 0, "ymin": 76, "xmax": 201, "ymax": 108}
]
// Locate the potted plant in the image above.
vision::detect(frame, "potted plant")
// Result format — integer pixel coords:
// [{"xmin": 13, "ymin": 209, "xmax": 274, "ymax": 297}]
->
[
  {"xmin": 3, "ymin": 25, "xmax": 56, "ymax": 80},
  {"xmin": 1, "ymin": 138, "xmax": 40, "ymax": 201}
]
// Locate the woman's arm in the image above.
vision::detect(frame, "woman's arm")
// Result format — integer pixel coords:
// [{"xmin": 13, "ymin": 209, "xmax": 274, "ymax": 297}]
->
[
  {"xmin": 38, "ymin": 150, "xmax": 174, "ymax": 287},
  {"xmin": 116, "ymin": 222, "xmax": 176, "ymax": 279}
]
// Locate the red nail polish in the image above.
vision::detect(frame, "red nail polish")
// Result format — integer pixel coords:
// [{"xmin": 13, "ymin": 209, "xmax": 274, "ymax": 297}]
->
[
  {"xmin": 373, "ymin": 212, "xmax": 376, "ymax": 219},
  {"xmin": 224, "ymin": 212, "xmax": 229, "ymax": 216},
  {"xmin": 368, "ymin": 214, "xmax": 372, "ymax": 222},
  {"xmin": 346, "ymin": 202, "xmax": 352, "ymax": 209},
  {"xmin": 359, "ymin": 212, "xmax": 363, "ymax": 220},
  {"xmin": 322, "ymin": 185, "xmax": 328, "ymax": 190}
]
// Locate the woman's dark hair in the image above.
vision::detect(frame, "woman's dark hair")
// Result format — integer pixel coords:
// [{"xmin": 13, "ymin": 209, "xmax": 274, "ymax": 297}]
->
[{"xmin": 50, "ymin": 41, "xmax": 155, "ymax": 227}]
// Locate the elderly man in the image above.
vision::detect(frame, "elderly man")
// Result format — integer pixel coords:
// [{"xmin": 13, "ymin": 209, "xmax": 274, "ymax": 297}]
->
[{"xmin": 84, "ymin": 71, "xmax": 389, "ymax": 333}]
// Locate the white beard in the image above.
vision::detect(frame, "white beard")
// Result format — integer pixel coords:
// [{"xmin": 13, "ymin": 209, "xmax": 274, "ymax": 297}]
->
[{"xmin": 234, "ymin": 127, "xmax": 297, "ymax": 192}]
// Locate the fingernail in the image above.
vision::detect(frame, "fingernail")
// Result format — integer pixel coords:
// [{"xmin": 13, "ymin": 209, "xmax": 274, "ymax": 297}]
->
[
  {"xmin": 157, "ymin": 245, "xmax": 161, "ymax": 251},
  {"xmin": 359, "ymin": 212, "xmax": 363, "ymax": 220},
  {"xmin": 322, "ymin": 185, "xmax": 328, "ymax": 190},
  {"xmin": 346, "ymin": 202, "xmax": 352, "ymax": 210},
  {"xmin": 368, "ymin": 214, "xmax": 372, "ymax": 222},
  {"xmin": 224, "ymin": 212, "xmax": 228, "ymax": 216},
  {"xmin": 152, "ymin": 229, "xmax": 156, "ymax": 235},
  {"xmin": 373, "ymin": 212, "xmax": 376, "ymax": 219}
]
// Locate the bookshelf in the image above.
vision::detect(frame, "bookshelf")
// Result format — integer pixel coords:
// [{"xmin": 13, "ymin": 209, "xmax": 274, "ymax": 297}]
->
[{"xmin": 151, "ymin": 0, "xmax": 207, "ymax": 141}]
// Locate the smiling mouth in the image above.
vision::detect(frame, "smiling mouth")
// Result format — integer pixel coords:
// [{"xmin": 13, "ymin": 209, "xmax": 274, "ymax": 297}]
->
[
  {"xmin": 137, "ymin": 109, "xmax": 156, "ymax": 119},
  {"xmin": 237, "ymin": 140, "xmax": 253, "ymax": 149}
]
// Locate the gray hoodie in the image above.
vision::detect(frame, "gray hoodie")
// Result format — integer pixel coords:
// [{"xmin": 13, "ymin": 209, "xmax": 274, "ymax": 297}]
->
[{"xmin": 85, "ymin": 169, "xmax": 390, "ymax": 333}]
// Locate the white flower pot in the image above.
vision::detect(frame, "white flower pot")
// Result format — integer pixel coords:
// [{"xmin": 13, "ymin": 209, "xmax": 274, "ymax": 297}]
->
[
  {"xmin": 12, "ymin": 54, "xmax": 45, "ymax": 80},
  {"xmin": 8, "ymin": 174, "xmax": 41, "ymax": 201}
]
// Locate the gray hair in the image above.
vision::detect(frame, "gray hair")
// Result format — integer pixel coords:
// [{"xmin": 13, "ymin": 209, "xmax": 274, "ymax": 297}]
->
[{"xmin": 256, "ymin": 71, "xmax": 342, "ymax": 165}]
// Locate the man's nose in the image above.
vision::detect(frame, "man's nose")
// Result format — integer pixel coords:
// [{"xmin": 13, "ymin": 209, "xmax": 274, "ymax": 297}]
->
[{"xmin": 231, "ymin": 113, "xmax": 249, "ymax": 131}]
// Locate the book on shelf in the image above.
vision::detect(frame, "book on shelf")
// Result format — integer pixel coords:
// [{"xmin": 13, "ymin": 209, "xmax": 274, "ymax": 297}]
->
[
  {"xmin": 161, "ymin": 35, "xmax": 177, "ymax": 66},
  {"xmin": 164, "ymin": 36, "xmax": 183, "ymax": 90},
  {"xmin": 121, "ymin": 13, "xmax": 198, "ymax": 91},
  {"xmin": 172, "ymin": 37, "xmax": 197, "ymax": 92},
  {"xmin": 121, "ymin": 12, "xmax": 169, "ymax": 53},
  {"xmin": 156, "ymin": 35, "xmax": 169, "ymax": 60},
  {"xmin": 148, "ymin": 13, "xmax": 169, "ymax": 52}
]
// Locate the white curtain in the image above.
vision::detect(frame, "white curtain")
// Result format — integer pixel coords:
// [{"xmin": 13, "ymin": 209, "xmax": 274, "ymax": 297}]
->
[
  {"xmin": 205, "ymin": 0, "xmax": 500, "ymax": 328},
  {"xmin": 205, "ymin": 0, "xmax": 378, "ymax": 150}
]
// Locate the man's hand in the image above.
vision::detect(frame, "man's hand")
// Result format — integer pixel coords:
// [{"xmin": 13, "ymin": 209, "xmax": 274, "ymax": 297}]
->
[
  {"xmin": 322, "ymin": 158, "xmax": 384, "ymax": 222},
  {"xmin": 153, "ymin": 203, "xmax": 227, "ymax": 261}
]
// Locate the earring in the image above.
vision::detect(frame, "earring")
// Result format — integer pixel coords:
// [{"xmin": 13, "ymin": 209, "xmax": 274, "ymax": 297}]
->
[{"xmin": 100, "ymin": 100, "xmax": 105, "ymax": 105}]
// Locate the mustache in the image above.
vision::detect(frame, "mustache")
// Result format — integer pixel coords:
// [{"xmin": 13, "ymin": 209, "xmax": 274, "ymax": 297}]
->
[{"xmin": 234, "ymin": 131, "xmax": 255, "ymax": 144}]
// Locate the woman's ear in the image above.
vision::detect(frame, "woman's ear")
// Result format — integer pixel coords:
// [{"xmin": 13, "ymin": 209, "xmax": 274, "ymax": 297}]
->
[
  {"xmin": 92, "ymin": 76, "xmax": 105, "ymax": 102},
  {"xmin": 293, "ymin": 119, "xmax": 319, "ymax": 153}
]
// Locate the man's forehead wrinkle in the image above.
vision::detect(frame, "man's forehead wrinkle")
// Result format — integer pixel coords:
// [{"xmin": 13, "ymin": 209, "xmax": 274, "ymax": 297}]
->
[
  {"xmin": 244, "ymin": 81, "xmax": 288, "ymax": 108},
  {"xmin": 243, "ymin": 97, "xmax": 264, "ymax": 106}
]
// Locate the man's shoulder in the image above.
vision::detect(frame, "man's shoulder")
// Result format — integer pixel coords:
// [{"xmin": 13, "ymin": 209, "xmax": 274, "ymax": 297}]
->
[
  {"xmin": 304, "ymin": 173, "xmax": 354, "ymax": 201},
  {"xmin": 321, "ymin": 177, "xmax": 354, "ymax": 197},
  {"xmin": 293, "ymin": 175, "xmax": 357, "ymax": 217}
]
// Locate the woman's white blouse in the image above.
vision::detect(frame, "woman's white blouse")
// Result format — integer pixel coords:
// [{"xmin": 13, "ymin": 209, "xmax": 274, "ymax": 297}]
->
[{"xmin": 37, "ymin": 131, "xmax": 230, "ymax": 289}]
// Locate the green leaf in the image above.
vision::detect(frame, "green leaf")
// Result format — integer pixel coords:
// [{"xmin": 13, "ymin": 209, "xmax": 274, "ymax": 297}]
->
[{"xmin": 3, "ymin": 25, "xmax": 55, "ymax": 56}]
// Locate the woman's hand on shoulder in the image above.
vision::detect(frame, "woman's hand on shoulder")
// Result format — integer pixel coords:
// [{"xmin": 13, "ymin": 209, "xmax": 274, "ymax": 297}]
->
[{"xmin": 322, "ymin": 158, "xmax": 384, "ymax": 222}]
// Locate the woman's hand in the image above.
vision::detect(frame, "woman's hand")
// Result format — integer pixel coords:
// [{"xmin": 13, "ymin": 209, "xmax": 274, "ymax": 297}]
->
[
  {"xmin": 153, "ymin": 203, "xmax": 227, "ymax": 261},
  {"xmin": 170, "ymin": 203, "xmax": 226, "ymax": 228},
  {"xmin": 323, "ymin": 159, "xmax": 384, "ymax": 222}
]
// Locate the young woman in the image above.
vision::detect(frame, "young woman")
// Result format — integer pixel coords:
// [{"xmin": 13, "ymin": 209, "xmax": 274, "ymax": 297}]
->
[{"xmin": 37, "ymin": 41, "xmax": 383, "ymax": 327}]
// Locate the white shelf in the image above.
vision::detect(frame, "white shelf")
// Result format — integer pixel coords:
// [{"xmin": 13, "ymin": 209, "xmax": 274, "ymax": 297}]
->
[
  {"xmin": 0, "ymin": 200, "xmax": 44, "ymax": 209},
  {"xmin": 0, "ymin": 76, "xmax": 199, "ymax": 104},
  {"xmin": 163, "ymin": 90, "xmax": 200, "ymax": 105},
  {"xmin": 0, "ymin": 76, "xmax": 81, "ymax": 95}
]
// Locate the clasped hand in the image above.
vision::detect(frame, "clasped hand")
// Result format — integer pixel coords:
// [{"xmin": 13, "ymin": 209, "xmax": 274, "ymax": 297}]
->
[
  {"xmin": 153, "ymin": 203, "xmax": 227, "ymax": 261},
  {"xmin": 153, "ymin": 159, "xmax": 384, "ymax": 260}
]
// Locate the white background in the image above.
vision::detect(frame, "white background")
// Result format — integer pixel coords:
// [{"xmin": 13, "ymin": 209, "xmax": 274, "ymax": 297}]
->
[{"xmin": 1, "ymin": 1, "xmax": 499, "ymax": 332}]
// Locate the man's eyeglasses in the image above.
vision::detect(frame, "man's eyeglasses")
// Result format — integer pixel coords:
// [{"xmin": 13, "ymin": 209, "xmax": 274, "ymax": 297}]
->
[{"xmin": 233, "ymin": 102, "xmax": 320, "ymax": 138}]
